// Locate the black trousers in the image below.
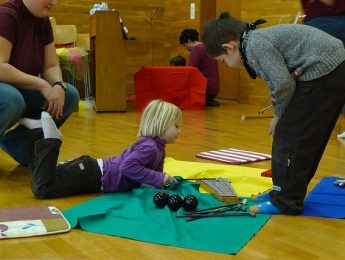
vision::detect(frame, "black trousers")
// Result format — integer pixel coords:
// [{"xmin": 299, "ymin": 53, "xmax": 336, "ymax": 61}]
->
[
  {"xmin": 270, "ymin": 61, "xmax": 345, "ymax": 214},
  {"xmin": 30, "ymin": 138, "xmax": 102, "ymax": 199}
]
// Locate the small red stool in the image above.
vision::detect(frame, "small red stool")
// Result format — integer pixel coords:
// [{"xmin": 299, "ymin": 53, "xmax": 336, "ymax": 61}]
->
[{"xmin": 134, "ymin": 66, "xmax": 206, "ymax": 110}]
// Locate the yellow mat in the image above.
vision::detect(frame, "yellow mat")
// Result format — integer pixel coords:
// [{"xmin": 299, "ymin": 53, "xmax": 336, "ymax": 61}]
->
[{"xmin": 164, "ymin": 157, "xmax": 272, "ymax": 197}]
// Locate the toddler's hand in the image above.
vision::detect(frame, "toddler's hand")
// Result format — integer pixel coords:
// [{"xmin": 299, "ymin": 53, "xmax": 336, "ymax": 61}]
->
[{"xmin": 163, "ymin": 174, "xmax": 178, "ymax": 187}]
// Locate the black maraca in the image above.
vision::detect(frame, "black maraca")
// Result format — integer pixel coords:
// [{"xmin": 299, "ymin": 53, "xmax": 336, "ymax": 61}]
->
[
  {"xmin": 167, "ymin": 194, "xmax": 183, "ymax": 211},
  {"xmin": 153, "ymin": 192, "xmax": 170, "ymax": 208},
  {"xmin": 182, "ymin": 195, "xmax": 198, "ymax": 211}
]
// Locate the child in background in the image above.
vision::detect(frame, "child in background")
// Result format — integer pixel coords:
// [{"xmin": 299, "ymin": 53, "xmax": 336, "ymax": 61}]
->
[
  {"xmin": 203, "ymin": 12, "xmax": 345, "ymax": 215},
  {"xmin": 21, "ymin": 100, "xmax": 181, "ymax": 199},
  {"xmin": 179, "ymin": 29, "xmax": 220, "ymax": 106},
  {"xmin": 169, "ymin": 55, "xmax": 187, "ymax": 66}
]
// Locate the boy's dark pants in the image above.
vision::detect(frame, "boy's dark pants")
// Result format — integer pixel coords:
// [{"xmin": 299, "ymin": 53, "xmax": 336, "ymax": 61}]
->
[
  {"xmin": 271, "ymin": 62, "xmax": 345, "ymax": 215},
  {"xmin": 30, "ymin": 138, "xmax": 102, "ymax": 199}
]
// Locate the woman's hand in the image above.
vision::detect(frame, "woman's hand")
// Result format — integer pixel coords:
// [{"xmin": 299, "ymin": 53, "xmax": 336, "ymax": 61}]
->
[
  {"xmin": 40, "ymin": 84, "xmax": 65, "ymax": 119},
  {"xmin": 269, "ymin": 116, "xmax": 279, "ymax": 137}
]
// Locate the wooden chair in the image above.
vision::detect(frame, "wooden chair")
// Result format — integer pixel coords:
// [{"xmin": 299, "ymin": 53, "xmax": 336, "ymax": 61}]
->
[{"xmin": 54, "ymin": 25, "xmax": 78, "ymax": 47}]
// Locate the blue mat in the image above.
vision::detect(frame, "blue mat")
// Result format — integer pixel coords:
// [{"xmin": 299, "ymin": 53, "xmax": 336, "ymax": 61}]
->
[{"xmin": 302, "ymin": 176, "xmax": 345, "ymax": 218}]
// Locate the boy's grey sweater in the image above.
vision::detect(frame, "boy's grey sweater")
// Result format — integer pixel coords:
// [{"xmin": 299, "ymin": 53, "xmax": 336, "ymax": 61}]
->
[{"xmin": 244, "ymin": 24, "xmax": 345, "ymax": 117}]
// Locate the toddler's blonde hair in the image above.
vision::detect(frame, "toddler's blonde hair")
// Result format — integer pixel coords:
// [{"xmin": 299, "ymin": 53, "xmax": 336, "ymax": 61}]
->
[{"xmin": 138, "ymin": 100, "xmax": 182, "ymax": 137}]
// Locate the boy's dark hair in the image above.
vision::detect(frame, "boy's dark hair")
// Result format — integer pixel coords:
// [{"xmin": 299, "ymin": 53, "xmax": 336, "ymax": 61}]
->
[
  {"xmin": 179, "ymin": 29, "xmax": 199, "ymax": 44},
  {"xmin": 169, "ymin": 55, "xmax": 186, "ymax": 66},
  {"xmin": 203, "ymin": 12, "xmax": 247, "ymax": 57}
]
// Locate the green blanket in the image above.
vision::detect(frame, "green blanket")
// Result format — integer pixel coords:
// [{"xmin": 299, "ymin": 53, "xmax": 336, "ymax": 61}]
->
[{"xmin": 63, "ymin": 180, "xmax": 270, "ymax": 254}]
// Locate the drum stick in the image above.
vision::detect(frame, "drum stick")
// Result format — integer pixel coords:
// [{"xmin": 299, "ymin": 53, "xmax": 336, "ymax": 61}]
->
[
  {"xmin": 183, "ymin": 178, "xmax": 218, "ymax": 181},
  {"xmin": 241, "ymin": 115, "xmax": 274, "ymax": 121},
  {"xmin": 258, "ymin": 105, "xmax": 273, "ymax": 114},
  {"xmin": 176, "ymin": 211, "xmax": 256, "ymax": 221}
]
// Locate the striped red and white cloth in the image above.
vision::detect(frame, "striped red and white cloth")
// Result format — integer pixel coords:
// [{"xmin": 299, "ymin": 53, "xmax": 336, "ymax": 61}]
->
[{"xmin": 196, "ymin": 148, "xmax": 271, "ymax": 164}]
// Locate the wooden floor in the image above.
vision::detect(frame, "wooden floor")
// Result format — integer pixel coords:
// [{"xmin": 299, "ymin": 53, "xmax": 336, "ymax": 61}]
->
[{"xmin": 1, "ymin": 100, "xmax": 345, "ymax": 259}]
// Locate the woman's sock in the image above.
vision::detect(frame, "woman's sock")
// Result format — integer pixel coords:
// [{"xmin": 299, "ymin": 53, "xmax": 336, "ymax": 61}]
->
[
  {"xmin": 19, "ymin": 118, "xmax": 42, "ymax": 129},
  {"xmin": 41, "ymin": 112, "xmax": 62, "ymax": 140},
  {"xmin": 250, "ymin": 201, "xmax": 283, "ymax": 214}
]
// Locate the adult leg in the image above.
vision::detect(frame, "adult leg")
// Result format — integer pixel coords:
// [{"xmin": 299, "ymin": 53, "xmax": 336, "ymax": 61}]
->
[
  {"xmin": 1, "ymin": 83, "xmax": 79, "ymax": 165},
  {"xmin": 304, "ymin": 14, "xmax": 345, "ymax": 122},
  {"xmin": 21, "ymin": 82, "xmax": 80, "ymax": 126},
  {"xmin": 205, "ymin": 76, "xmax": 220, "ymax": 107},
  {"xmin": 0, "ymin": 83, "xmax": 26, "ymax": 132},
  {"xmin": 0, "ymin": 83, "xmax": 27, "ymax": 160},
  {"xmin": 270, "ymin": 63, "xmax": 345, "ymax": 214},
  {"xmin": 0, "ymin": 85, "xmax": 45, "ymax": 165},
  {"xmin": 53, "ymin": 83, "xmax": 80, "ymax": 127},
  {"xmin": 304, "ymin": 15, "xmax": 345, "ymax": 45}
]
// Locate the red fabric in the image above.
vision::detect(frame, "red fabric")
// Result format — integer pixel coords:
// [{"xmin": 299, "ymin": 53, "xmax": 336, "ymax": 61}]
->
[{"xmin": 134, "ymin": 66, "xmax": 206, "ymax": 110}]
